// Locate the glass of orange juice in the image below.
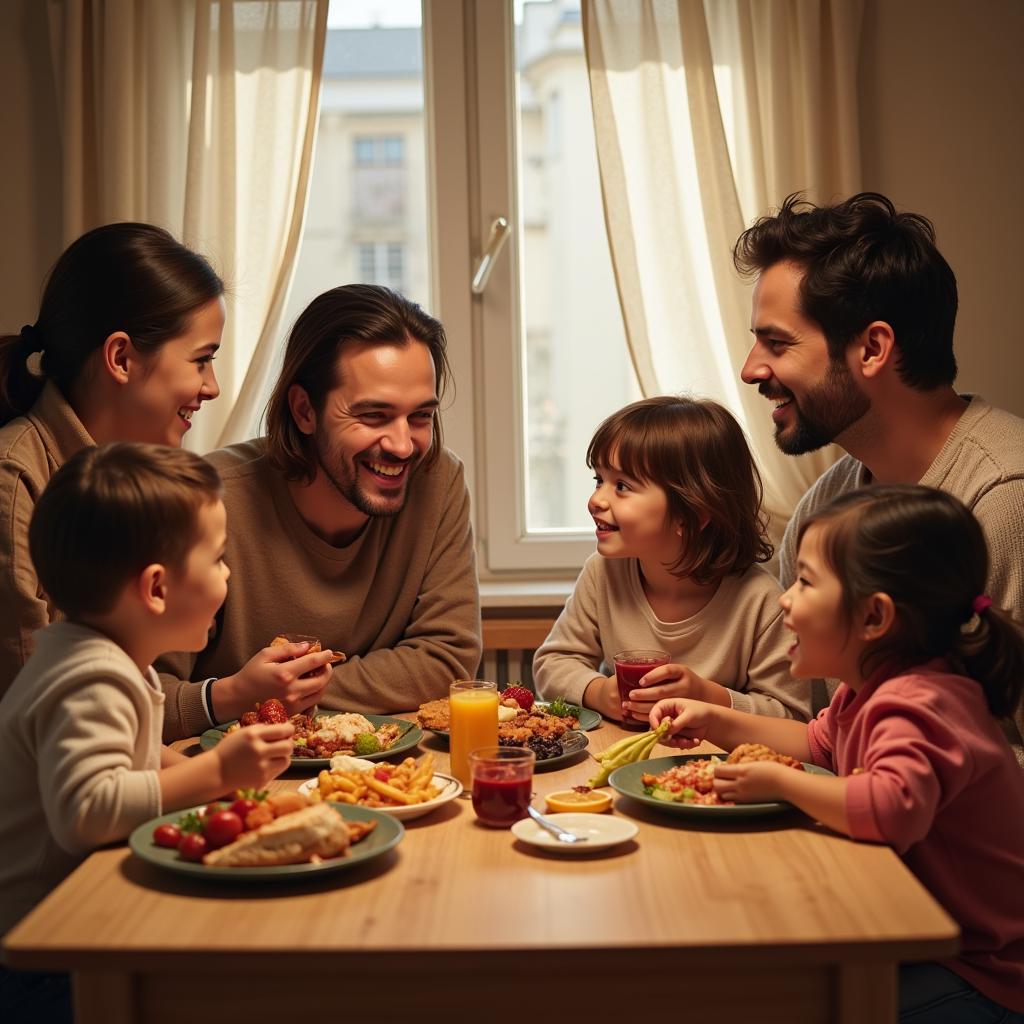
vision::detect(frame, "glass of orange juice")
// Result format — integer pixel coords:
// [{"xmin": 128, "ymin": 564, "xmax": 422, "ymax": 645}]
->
[{"xmin": 449, "ymin": 680, "xmax": 499, "ymax": 788}]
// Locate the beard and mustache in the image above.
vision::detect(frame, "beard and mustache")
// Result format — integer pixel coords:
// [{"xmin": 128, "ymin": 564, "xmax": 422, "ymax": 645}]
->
[{"xmin": 761, "ymin": 358, "xmax": 870, "ymax": 455}]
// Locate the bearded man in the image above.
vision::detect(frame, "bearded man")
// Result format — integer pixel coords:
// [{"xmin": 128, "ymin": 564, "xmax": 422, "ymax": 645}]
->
[
  {"xmin": 735, "ymin": 193, "xmax": 1024, "ymax": 757},
  {"xmin": 157, "ymin": 285, "xmax": 480, "ymax": 741}
]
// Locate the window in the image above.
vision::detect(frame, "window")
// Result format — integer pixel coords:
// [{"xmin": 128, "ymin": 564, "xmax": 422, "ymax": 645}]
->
[
  {"xmin": 356, "ymin": 242, "xmax": 405, "ymax": 293},
  {"xmin": 354, "ymin": 135, "xmax": 406, "ymax": 166}
]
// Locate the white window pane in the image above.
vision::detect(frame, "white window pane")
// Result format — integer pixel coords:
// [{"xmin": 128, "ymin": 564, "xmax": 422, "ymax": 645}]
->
[
  {"xmin": 283, "ymin": 1, "xmax": 428, "ymax": 344},
  {"xmin": 515, "ymin": 0, "xmax": 639, "ymax": 532}
]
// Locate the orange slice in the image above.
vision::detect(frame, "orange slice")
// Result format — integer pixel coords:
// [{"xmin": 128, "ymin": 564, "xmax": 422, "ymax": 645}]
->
[{"xmin": 544, "ymin": 789, "xmax": 612, "ymax": 814}]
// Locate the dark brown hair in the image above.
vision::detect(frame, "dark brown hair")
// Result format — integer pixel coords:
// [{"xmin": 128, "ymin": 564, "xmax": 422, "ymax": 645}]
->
[
  {"xmin": 586, "ymin": 396, "xmax": 772, "ymax": 584},
  {"xmin": 800, "ymin": 485, "xmax": 1024, "ymax": 717},
  {"xmin": 264, "ymin": 284, "xmax": 452, "ymax": 483},
  {"xmin": 733, "ymin": 192, "xmax": 958, "ymax": 390},
  {"xmin": 0, "ymin": 222, "xmax": 224, "ymax": 425},
  {"xmin": 29, "ymin": 443, "xmax": 223, "ymax": 620}
]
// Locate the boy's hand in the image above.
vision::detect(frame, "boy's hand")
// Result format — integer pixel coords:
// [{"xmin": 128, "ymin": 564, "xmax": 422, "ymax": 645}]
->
[
  {"xmin": 620, "ymin": 663, "xmax": 726, "ymax": 723},
  {"xmin": 583, "ymin": 675, "xmax": 628, "ymax": 722},
  {"xmin": 712, "ymin": 761, "xmax": 789, "ymax": 804},
  {"xmin": 648, "ymin": 697, "xmax": 713, "ymax": 748},
  {"xmin": 215, "ymin": 642, "xmax": 334, "ymax": 721},
  {"xmin": 214, "ymin": 722, "xmax": 294, "ymax": 791}
]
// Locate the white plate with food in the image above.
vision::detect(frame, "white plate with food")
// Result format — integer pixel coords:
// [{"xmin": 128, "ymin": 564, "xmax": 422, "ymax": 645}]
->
[
  {"xmin": 511, "ymin": 812, "xmax": 638, "ymax": 855},
  {"xmin": 297, "ymin": 754, "xmax": 463, "ymax": 820}
]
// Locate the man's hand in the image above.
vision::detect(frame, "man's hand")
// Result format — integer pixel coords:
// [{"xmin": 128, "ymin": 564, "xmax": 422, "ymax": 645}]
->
[
  {"xmin": 213, "ymin": 722, "xmax": 295, "ymax": 792},
  {"xmin": 620, "ymin": 663, "xmax": 728, "ymax": 723},
  {"xmin": 212, "ymin": 641, "xmax": 335, "ymax": 722},
  {"xmin": 712, "ymin": 761, "xmax": 790, "ymax": 804}
]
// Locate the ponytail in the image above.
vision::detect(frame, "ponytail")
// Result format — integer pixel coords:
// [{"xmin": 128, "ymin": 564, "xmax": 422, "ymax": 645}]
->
[
  {"xmin": 953, "ymin": 606, "xmax": 1024, "ymax": 718},
  {"xmin": 0, "ymin": 327, "xmax": 46, "ymax": 422}
]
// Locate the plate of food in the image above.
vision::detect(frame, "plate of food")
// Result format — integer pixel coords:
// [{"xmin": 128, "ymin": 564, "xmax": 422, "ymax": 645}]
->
[
  {"xmin": 200, "ymin": 704, "xmax": 422, "ymax": 769},
  {"xmin": 608, "ymin": 745, "xmax": 833, "ymax": 819},
  {"xmin": 297, "ymin": 753, "xmax": 463, "ymax": 820},
  {"xmin": 129, "ymin": 792, "xmax": 403, "ymax": 880}
]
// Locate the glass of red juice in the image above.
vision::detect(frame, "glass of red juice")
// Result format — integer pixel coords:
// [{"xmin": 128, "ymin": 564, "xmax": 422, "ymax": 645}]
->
[
  {"xmin": 613, "ymin": 649, "xmax": 669, "ymax": 727},
  {"xmin": 469, "ymin": 746, "xmax": 536, "ymax": 827}
]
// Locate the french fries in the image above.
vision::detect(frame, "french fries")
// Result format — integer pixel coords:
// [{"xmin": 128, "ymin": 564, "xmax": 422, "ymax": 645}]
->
[{"xmin": 312, "ymin": 754, "xmax": 442, "ymax": 808}]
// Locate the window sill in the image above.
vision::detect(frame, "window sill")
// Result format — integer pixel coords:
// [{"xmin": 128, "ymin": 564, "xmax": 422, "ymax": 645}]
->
[{"xmin": 480, "ymin": 578, "xmax": 573, "ymax": 612}]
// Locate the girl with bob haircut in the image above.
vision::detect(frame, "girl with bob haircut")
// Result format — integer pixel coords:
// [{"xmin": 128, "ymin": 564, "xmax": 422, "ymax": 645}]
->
[
  {"xmin": 0, "ymin": 223, "xmax": 225, "ymax": 695},
  {"xmin": 535, "ymin": 395, "xmax": 808, "ymax": 724},
  {"xmin": 652, "ymin": 485, "xmax": 1024, "ymax": 1022}
]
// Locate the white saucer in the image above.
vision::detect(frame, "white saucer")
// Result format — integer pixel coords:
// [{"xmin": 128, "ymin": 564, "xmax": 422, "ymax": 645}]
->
[
  {"xmin": 511, "ymin": 812, "xmax": 638, "ymax": 854},
  {"xmin": 298, "ymin": 773, "xmax": 462, "ymax": 820}
]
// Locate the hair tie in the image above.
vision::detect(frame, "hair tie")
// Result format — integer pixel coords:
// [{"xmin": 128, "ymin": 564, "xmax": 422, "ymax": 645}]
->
[
  {"xmin": 19, "ymin": 324, "xmax": 42, "ymax": 356},
  {"xmin": 972, "ymin": 594, "xmax": 993, "ymax": 615}
]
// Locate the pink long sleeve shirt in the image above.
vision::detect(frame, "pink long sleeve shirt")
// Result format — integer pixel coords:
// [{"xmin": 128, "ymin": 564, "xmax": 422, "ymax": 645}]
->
[{"xmin": 806, "ymin": 659, "xmax": 1024, "ymax": 1011}]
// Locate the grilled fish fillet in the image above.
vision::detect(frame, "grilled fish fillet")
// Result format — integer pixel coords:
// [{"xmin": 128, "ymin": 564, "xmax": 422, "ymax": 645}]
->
[{"xmin": 203, "ymin": 802, "xmax": 350, "ymax": 867}]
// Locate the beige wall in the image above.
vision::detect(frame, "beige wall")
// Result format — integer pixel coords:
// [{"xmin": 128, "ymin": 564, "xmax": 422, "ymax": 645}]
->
[
  {"xmin": 0, "ymin": 0, "xmax": 62, "ymax": 329},
  {"xmin": 859, "ymin": 0, "xmax": 1024, "ymax": 415},
  {"xmin": 1, "ymin": 0, "xmax": 1020, "ymax": 414}
]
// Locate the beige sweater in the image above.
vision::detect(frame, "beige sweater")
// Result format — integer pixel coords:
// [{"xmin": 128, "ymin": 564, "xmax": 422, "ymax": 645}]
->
[
  {"xmin": 0, "ymin": 382, "xmax": 93, "ymax": 699},
  {"xmin": 533, "ymin": 554, "xmax": 810, "ymax": 719},
  {"xmin": 157, "ymin": 440, "xmax": 481, "ymax": 740},
  {"xmin": 0, "ymin": 622, "xmax": 163, "ymax": 937},
  {"xmin": 779, "ymin": 396, "xmax": 1024, "ymax": 756}
]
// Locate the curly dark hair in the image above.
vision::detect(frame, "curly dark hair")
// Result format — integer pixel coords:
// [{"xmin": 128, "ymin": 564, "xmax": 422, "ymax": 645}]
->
[{"xmin": 733, "ymin": 192, "xmax": 958, "ymax": 390}]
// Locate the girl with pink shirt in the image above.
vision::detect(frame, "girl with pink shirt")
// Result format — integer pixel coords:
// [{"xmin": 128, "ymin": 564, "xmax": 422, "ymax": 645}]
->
[{"xmin": 651, "ymin": 485, "xmax": 1024, "ymax": 1022}]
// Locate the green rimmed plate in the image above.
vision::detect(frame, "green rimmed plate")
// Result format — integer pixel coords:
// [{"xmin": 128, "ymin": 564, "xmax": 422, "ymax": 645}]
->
[
  {"xmin": 609, "ymin": 754, "xmax": 834, "ymax": 818},
  {"xmin": 128, "ymin": 804, "xmax": 403, "ymax": 881},
  {"xmin": 199, "ymin": 714, "xmax": 422, "ymax": 770}
]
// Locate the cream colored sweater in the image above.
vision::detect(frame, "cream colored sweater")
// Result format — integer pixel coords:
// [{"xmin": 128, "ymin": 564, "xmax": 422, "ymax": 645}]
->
[
  {"xmin": 0, "ymin": 382, "xmax": 93, "ymax": 699},
  {"xmin": 779, "ymin": 396, "xmax": 1024, "ymax": 757},
  {"xmin": 533, "ymin": 555, "xmax": 810, "ymax": 719},
  {"xmin": 157, "ymin": 440, "xmax": 481, "ymax": 740},
  {"xmin": 0, "ymin": 622, "xmax": 163, "ymax": 937}
]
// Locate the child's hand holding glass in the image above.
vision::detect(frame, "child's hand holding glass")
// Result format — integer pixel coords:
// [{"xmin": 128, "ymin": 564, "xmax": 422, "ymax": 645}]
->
[{"xmin": 620, "ymin": 662, "xmax": 725, "ymax": 724}]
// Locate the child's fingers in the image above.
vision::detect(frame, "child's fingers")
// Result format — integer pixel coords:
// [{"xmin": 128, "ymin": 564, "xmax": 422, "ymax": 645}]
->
[
  {"xmin": 250, "ymin": 722, "xmax": 295, "ymax": 741},
  {"xmin": 264, "ymin": 640, "xmax": 312, "ymax": 662},
  {"xmin": 637, "ymin": 663, "xmax": 684, "ymax": 687},
  {"xmin": 289, "ymin": 649, "xmax": 335, "ymax": 677}
]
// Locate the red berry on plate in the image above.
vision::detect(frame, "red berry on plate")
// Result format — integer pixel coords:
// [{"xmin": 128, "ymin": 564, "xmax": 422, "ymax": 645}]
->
[
  {"xmin": 257, "ymin": 698, "xmax": 289, "ymax": 724},
  {"xmin": 153, "ymin": 823, "xmax": 182, "ymax": 848},
  {"xmin": 502, "ymin": 685, "xmax": 534, "ymax": 712},
  {"xmin": 240, "ymin": 710, "xmax": 260, "ymax": 727},
  {"xmin": 178, "ymin": 832, "xmax": 208, "ymax": 862}
]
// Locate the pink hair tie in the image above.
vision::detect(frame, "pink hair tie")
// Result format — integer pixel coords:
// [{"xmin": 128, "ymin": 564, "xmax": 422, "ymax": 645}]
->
[{"xmin": 972, "ymin": 595, "xmax": 993, "ymax": 615}]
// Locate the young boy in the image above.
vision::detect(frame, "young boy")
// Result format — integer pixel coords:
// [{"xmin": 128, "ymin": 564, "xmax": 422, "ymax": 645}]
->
[{"xmin": 0, "ymin": 443, "xmax": 294, "ymax": 946}]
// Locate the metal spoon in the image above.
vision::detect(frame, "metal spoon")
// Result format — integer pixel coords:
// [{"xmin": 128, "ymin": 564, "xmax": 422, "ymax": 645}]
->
[{"xmin": 526, "ymin": 805, "xmax": 588, "ymax": 844}]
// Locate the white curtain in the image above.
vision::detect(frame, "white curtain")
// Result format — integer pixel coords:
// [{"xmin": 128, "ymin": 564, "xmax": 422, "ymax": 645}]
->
[
  {"xmin": 582, "ymin": 0, "xmax": 863, "ymax": 537},
  {"xmin": 46, "ymin": 0, "xmax": 328, "ymax": 453}
]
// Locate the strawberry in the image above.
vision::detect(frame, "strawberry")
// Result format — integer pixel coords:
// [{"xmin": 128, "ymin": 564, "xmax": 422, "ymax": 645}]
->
[
  {"xmin": 501, "ymin": 684, "xmax": 534, "ymax": 712},
  {"xmin": 239, "ymin": 709, "xmax": 260, "ymax": 727},
  {"xmin": 257, "ymin": 698, "xmax": 289, "ymax": 724}
]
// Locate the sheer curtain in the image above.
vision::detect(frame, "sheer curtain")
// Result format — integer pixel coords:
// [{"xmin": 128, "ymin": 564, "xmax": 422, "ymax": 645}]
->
[
  {"xmin": 582, "ymin": 0, "xmax": 863, "ymax": 536},
  {"xmin": 47, "ymin": 0, "xmax": 328, "ymax": 453}
]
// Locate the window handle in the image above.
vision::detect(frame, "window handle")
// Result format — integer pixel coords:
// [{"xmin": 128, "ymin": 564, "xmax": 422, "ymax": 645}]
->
[{"xmin": 471, "ymin": 217, "xmax": 511, "ymax": 294}]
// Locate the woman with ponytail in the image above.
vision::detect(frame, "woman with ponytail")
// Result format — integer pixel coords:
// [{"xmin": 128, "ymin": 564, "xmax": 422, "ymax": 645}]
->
[
  {"xmin": 651, "ymin": 485, "xmax": 1024, "ymax": 1023},
  {"xmin": 0, "ymin": 223, "xmax": 225, "ymax": 695}
]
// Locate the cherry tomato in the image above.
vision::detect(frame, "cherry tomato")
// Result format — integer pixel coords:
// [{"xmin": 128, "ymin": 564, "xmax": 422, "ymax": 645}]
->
[
  {"xmin": 374, "ymin": 767, "xmax": 391, "ymax": 781},
  {"xmin": 227, "ymin": 797, "xmax": 259, "ymax": 821},
  {"xmin": 201, "ymin": 801, "xmax": 227, "ymax": 819},
  {"xmin": 178, "ymin": 832, "xmax": 208, "ymax": 862},
  {"xmin": 202, "ymin": 810, "xmax": 244, "ymax": 850},
  {"xmin": 153, "ymin": 823, "xmax": 182, "ymax": 848}
]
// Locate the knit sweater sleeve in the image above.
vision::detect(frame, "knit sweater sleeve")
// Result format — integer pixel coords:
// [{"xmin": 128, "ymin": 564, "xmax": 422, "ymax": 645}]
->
[
  {"xmin": 36, "ymin": 677, "xmax": 162, "ymax": 856},
  {"xmin": 533, "ymin": 559, "xmax": 606, "ymax": 705},
  {"xmin": 0, "ymin": 464, "xmax": 50, "ymax": 698},
  {"xmin": 319, "ymin": 457, "xmax": 482, "ymax": 712}
]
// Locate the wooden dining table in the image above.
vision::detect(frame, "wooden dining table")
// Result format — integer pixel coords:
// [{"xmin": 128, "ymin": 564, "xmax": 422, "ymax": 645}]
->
[{"xmin": 3, "ymin": 715, "xmax": 958, "ymax": 1024}]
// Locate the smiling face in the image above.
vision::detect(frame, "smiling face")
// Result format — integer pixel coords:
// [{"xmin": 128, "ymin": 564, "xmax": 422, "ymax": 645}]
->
[
  {"xmin": 312, "ymin": 339, "xmax": 439, "ymax": 519},
  {"xmin": 163, "ymin": 498, "xmax": 230, "ymax": 652},
  {"xmin": 741, "ymin": 261, "xmax": 869, "ymax": 454},
  {"xmin": 129, "ymin": 296, "xmax": 225, "ymax": 446},
  {"xmin": 778, "ymin": 523, "xmax": 865, "ymax": 685},
  {"xmin": 588, "ymin": 456, "xmax": 679, "ymax": 564}
]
